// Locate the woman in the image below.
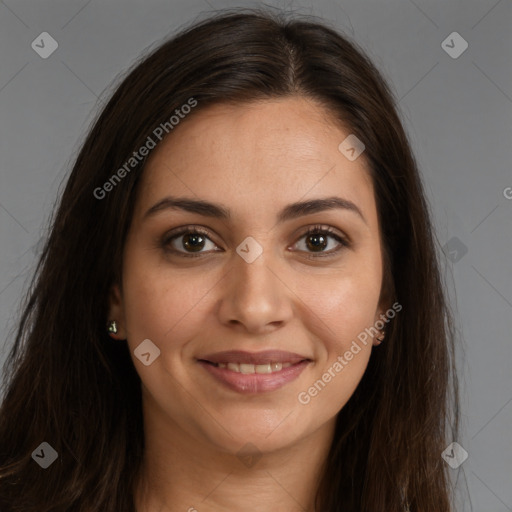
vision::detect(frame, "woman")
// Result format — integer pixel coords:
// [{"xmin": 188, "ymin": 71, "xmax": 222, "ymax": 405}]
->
[{"xmin": 0, "ymin": 8, "xmax": 459, "ymax": 511}]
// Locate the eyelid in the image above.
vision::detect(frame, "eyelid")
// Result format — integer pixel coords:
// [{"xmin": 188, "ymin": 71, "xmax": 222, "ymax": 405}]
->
[
  {"xmin": 161, "ymin": 223, "xmax": 350, "ymax": 258},
  {"xmin": 161, "ymin": 225, "xmax": 219, "ymax": 257},
  {"xmin": 292, "ymin": 224, "xmax": 350, "ymax": 258},
  {"xmin": 300, "ymin": 224, "xmax": 350, "ymax": 245}
]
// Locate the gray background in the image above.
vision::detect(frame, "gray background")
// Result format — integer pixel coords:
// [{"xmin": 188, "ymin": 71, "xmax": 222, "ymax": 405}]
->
[{"xmin": 0, "ymin": 0, "xmax": 510, "ymax": 510}]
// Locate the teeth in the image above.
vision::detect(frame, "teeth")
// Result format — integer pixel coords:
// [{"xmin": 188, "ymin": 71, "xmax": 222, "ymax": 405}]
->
[
  {"xmin": 216, "ymin": 361, "xmax": 295, "ymax": 373},
  {"xmin": 255, "ymin": 363, "xmax": 272, "ymax": 374},
  {"xmin": 272, "ymin": 362, "xmax": 282, "ymax": 372},
  {"xmin": 239, "ymin": 363, "xmax": 255, "ymax": 374}
]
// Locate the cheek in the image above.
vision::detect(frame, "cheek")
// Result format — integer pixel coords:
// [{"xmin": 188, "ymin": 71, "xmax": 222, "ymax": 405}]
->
[
  {"xmin": 121, "ymin": 252, "xmax": 218, "ymax": 349},
  {"xmin": 296, "ymin": 259, "xmax": 382, "ymax": 351},
  {"xmin": 296, "ymin": 272, "xmax": 379, "ymax": 416},
  {"xmin": 296, "ymin": 256, "xmax": 381, "ymax": 413}
]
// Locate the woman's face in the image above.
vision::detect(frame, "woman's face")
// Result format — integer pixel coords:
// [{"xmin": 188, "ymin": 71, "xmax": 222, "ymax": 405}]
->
[{"xmin": 109, "ymin": 96, "xmax": 388, "ymax": 455}]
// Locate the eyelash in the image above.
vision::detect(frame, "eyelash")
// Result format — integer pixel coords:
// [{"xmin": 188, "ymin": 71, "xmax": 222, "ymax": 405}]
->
[{"xmin": 160, "ymin": 224, "xmax": 350, "ymax": 260}]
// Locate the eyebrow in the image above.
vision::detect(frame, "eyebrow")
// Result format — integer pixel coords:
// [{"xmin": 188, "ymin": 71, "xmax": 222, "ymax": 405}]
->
[{"xmin": 143, "ymin": 195, "xmax": 367, "ymax": 225}]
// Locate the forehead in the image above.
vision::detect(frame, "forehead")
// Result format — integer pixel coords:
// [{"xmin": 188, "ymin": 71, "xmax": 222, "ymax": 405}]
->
[{"xmin": 135, "ymin": 97, "xmax": 375, "ymax": 224}]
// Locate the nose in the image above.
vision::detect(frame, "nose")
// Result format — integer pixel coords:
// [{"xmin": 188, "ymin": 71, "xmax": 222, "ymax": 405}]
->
[{"xmin": 217, "ymin": 243, "xmax": 294, "ymax": 334}]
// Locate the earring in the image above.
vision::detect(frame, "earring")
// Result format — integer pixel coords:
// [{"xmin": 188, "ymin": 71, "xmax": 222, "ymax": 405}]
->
[
  {"xmin": 107, "ymin": 320, "xmax": 118, "ymax": 335},
  {"xmin": 376, "ymin": 332, "xmax": 385, "ymax": 344}
]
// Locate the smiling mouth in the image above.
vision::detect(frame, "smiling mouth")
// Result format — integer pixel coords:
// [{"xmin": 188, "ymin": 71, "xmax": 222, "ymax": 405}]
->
[
  {"xmin": 199, "ymin": 360, "xmax": 308, "ymax": 374},
  {"xmin": 197, "ymin": 358, "xmax": 312, "ymax": 394}
]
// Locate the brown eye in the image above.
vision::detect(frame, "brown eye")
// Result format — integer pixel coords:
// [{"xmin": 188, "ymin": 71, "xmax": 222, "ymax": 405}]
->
[
  {"xmin": 305, "ymin": 232, "xmax": 328, "ymax": 252},
  {"xmin": 181, "ymin": 232, "xmax": 207, "ymax": 252},
  {"xmin": 162, "ymin": 227, "xmax": 219, "ymax": 258},
  {"xmin": 293, "ymin": 225, "xmax": 349, "ymax": 257}
]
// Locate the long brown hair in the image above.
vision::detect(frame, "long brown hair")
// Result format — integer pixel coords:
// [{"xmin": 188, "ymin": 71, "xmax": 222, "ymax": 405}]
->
[{"xmin": 0, "ymin": 8, "xmax": 459, "ymax": 511}]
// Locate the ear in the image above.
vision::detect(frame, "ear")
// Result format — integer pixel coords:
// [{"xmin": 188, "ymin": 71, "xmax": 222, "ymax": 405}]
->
[
  {"xmin": 372, "ymin": 296, "xmax": 392, "ymax": 346},
  {"xmin": 373, "ymin": 258, "xmax": 395, "ymax": 345},
  {"xmin": 107, "ymin": 283, "xmax": 127, "ymax": 339},
  {"xmin": 374, "ymin": 297, "xmax": 392, "ymax": 321}
]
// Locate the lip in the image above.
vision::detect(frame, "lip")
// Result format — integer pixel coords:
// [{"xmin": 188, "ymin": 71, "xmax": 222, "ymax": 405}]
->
[
  {"xmin": 198, "ymin": 359, "xmax": 311, "ymax": 394},
  {"xmin": 198, "ymin": 349, "xmax": 310, "ymax": 365}
]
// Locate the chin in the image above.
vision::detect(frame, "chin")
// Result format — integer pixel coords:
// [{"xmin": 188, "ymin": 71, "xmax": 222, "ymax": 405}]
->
[{"xmin": 197, "ymin": 413, "xmax": 308, "ymax": 456}]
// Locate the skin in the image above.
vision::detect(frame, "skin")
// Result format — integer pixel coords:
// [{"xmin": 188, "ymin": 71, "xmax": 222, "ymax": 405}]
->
[{"xmin": 108, "ymin": 96, "xmax": 390, "ymax": 511}]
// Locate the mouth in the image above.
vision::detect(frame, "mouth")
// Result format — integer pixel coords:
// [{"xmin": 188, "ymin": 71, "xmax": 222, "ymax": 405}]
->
[
  {"xmin": 198, "ymin": 349, "xmax": 310, "ymax": 366},
  {"xmin": 196, "ymin": 350, "xmax": 312, "ymax": 394},
  {"xmin": 199, "ymin": 360, "xmax": 306, "ymax": 374}
]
